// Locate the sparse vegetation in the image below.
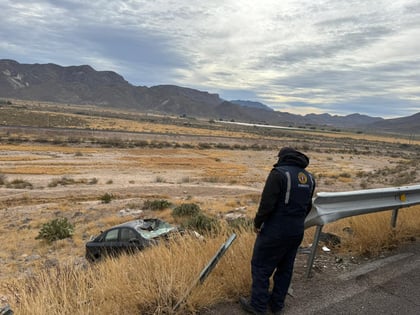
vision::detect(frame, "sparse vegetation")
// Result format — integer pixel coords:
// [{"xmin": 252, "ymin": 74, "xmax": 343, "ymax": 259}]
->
[
  {"xmin": 179, "ymin": 176, "xmax": 191, "ymax": 183},
  {"xmin": 155, "ymin": 176, "xmax": 165, "ymax": 183},
  {"xmin": 0, "ymin": 173, "xmax": 6, "ymax": 185},
  {"xmin": 202, "ymin": 176, "xmax": 222, "ymax": 183},
  {"xmin": 172, "ymin": 203, "xmax": 201, "ymax": 217},
  {"xmin": 182, "ymin": 213, "xmax": 220, "ymax": 234},
  {"xmin": 100, "ymin": 192, "xmax": 114, "ymax": 203},
  {"xmin": 35, "ymin": 217, "xmax": 74, "ymax": 243},
  {"xmin": 0, "ymin": 99, "xmax": 12, "ymax": 105},
  {"xmin": 226, "ymin": 217, "xmax": 254, "ymax": 231},
  {"xmin": 48, "ymin": 176, "xmax": 98, "ymax": 187},
  {"xmin": 88, "ymin": 177, "xmax": 98, "ymax": 185},
  {"xmin": 5, "ymin": 178, "xmax": 33, "ymax": 189},
  {"xmin": 143, "ymin": 199, "xmax": 172, "ymax": 211},
  {"xmin": 339, "ymin": 172, "xmax": 351, "ymax": 178}
]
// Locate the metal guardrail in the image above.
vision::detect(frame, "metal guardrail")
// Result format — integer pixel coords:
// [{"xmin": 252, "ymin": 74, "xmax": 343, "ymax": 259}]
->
[
  {"xmin": 173, "ymin": 234, "xmax": 237, "ymax": 311},
  {"xmin": 301, "ymin": 184, "xmax": 420, "ymax": 278}
]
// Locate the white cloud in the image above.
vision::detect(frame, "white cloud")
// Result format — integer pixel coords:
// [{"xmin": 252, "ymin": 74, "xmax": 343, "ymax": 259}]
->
[{"xmin": 0, "ymin": 0, "xmax": 419, "ymax": 117}]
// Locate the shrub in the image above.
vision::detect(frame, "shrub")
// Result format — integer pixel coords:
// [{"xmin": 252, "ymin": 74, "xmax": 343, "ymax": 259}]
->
[
  {"xmin": 203, "ymin": 177, "xmax": 221, "ymax": 183},
  {"xmin": 182, "ymin": 213, "xmax": 220, "ymax": 234},
  {"xmin": 144, "ymin": 199, "xmax": 172, "ymax": 211},
  {"xmin": 0, "ymin": 174, "xmax": 6, "ymax": 186},
  {"xmin": 6, "ymin": 179, "xmax": 33, "ymax": 189},
  {"xmin": 172, "ymin": 203, "xmax": 201, "ymax": 217},
  {"xmin": 35, "ymin": 218, "xmax": 74, "ymax": 243},
  {"xmin": 360, "ymin": 181, "xmax": 368, "ymax": 189},
  {"xmin": 179, "ymin": 176, "xmax": 191, "ymax": 183},
  {"xmin": 88, "ymin": 178, "xmax": 98, "ymax": 185},
  {"xmin": 155, "ymin": 176, "xmax": 165, "ymax": 183},
  {"xmin": 48, "ymin": 177, "xmax": 76, "ymax": 187},
  {"xmin": 198, "ymin": 142, "xmax": 212, "ymax": 149},
  {"xmin": 215, "ymin": 143, "xmax": 232, "ymax": 149},
  {"xmin": 100, "ymin": 192, "xmax": 114, "ymax": 203},
  {"xmin": 339, "ymin": 172, "xmax": 351, "ymax": 178},
  {"xmin": 226, "ymin": 217, "xmax": 254, "ymax": 231}
]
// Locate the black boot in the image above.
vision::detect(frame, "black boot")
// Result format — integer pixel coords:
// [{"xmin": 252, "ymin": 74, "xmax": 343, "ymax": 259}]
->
[{"xmin": 239, "ymin": 297, "xmax": 266, "ymax": 315}]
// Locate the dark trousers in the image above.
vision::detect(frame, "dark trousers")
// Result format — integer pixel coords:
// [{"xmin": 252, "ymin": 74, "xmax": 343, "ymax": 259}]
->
[{"xmin": 250, "ymin": 234, "xmax": 303, "ymax": 313}]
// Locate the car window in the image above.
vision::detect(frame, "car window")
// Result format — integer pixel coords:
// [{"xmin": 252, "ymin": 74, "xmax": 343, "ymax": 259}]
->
[
  {"xmin": 104, "ymin": 229, "xmax": 119, "ymax": 242},
  {"xmin": 120, "ymin": 228, "xmax": 137, "ymax": 241}
]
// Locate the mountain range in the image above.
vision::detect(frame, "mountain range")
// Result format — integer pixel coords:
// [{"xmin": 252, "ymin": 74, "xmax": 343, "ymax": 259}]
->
[{"xmin": 0, "ymin": 59, "xmax": 418, "ymax": 134}]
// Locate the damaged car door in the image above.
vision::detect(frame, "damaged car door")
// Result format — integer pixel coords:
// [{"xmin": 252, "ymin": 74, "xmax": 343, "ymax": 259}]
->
[{"xmin": 85, "ymin": 226, "xmax": 147, "ymax": 261}]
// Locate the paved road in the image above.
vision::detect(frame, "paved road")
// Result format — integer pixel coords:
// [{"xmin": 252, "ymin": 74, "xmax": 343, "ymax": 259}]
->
[
  {"xmin": 286, "ymin": 241, "xmax": 420, "ymax": 315},
  {"xmin": 313, "ymin": 263, "xmax": 420, "ymax": 314}
]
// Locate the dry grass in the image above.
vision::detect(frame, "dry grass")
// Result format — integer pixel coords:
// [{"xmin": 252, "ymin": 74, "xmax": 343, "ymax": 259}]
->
[
  {"xmin": 3, "ymin": 204, "xmax": 420, "ymax": 315},
  {"xmin": 86, "ymin": 116, "xmax": 261, "ymax": 140},
  {"xmin": 3, "ymin": 230, "xmax": 254, "ymax": 315},
  {"xmin": 335, "ymin": 206, "xmax": 420, "ymax": 256},
  {"xmin": 311, "ymin": 205, "xmax": 420, "ymax": 257}
]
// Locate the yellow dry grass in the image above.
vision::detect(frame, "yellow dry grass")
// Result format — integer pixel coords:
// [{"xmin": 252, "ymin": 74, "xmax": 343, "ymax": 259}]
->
[
  {"xmin": 1, "ymin": 166, "xmax": 79, "ymax": 175},
  {"xmin": 335, "ymin": 206, "xmax": 420, "ymax": 256},
  {"xmin": 0, "ymin": 144, "xmax": 99, "ymax": 154},
  {"xmin": 283, "ymin": 127, "xmax": 420, "ymax": 145},
  {"xmin": 4, "ymin": 203, "xmax": 420, "ymax": 315},
  {"xmin": 4, "ymin": 230, "xmax": 254, "ymax": 315},
  {"xmin": 87, "ymin": 117, "xmax": 260, "ymax": 140}
]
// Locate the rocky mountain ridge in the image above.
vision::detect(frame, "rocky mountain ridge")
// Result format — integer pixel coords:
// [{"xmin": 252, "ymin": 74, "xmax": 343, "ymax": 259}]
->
[{"xmin": 1, "ymin": 59, "xmax": 418, "ymax": 134}]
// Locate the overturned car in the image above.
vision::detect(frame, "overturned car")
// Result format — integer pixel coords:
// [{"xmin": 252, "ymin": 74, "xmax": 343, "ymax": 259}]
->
[{"xmin": 85, "ymin": 218, "xmax": 178, "ymax": 262}]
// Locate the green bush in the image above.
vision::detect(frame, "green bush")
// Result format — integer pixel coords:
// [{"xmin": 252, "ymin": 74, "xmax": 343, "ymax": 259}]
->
[
  {"xmin": 35, "ymin": 218, "xmax": 74, "ymax": 243},
  {"xmin": 182, "ymin": 213, "xmax": 220, "ymax": 234},
  {"xmin": 172, "ymin": 203, "xmax": 201, "ymax": 217},
  {"xmin": 144, "ymin": 199, "xmax": 172, "ymax": 211}
]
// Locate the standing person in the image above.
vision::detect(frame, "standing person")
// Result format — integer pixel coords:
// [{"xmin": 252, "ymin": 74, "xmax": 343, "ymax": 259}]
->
[{"xmin": 240, "ymin": 147, "xmax": 316, "ymax": 315}]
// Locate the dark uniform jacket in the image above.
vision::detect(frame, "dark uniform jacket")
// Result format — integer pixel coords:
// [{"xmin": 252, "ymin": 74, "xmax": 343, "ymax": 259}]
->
[{"xmin": 254, "ymin": 149, "xmax": 316, "ymax": 238}]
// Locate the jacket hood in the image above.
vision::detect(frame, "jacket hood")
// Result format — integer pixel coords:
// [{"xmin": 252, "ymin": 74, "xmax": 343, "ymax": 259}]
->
[{"xmin": 275, "ymin": 147, "xmax": 310, "ymax": 168}]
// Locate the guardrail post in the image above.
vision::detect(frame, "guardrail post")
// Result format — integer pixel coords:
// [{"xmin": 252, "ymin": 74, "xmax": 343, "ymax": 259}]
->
[
  {"xmin": 391, "ymin": 208, "xmax": 400, "ymax": 228},
  {"xmin": 305, "ymin": 225, "xmax": 323, "ymax": 278}
]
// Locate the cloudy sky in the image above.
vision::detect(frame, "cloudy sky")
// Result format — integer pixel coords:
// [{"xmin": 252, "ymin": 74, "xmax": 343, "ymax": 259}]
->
[{"xmin": 1, "ymin": 0, "xmax": 420, "ymax": 118}]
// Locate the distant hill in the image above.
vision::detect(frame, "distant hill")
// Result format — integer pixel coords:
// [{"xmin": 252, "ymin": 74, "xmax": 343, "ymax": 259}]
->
[
  {"xmin": 230, "ymin": 100, "xmax": 274, "ymax": 111},
  {"xmin": 0, "ymin": 59, "xmax": 418, "ymax": 134},
  {"xmin": 304, "ymin": 113, "xmax": 383, "ymax": 128},
  {"xmin": 368, "ymin": 112, "xmax": 420, "ymax": 134}
]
